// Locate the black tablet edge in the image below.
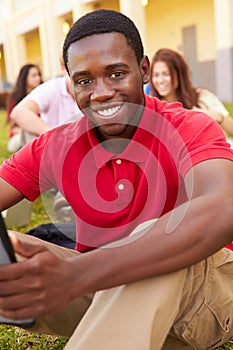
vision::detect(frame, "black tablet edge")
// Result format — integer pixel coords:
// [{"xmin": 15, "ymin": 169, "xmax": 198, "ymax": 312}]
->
[{"xmin": 0, "ymin": 212, "xmax": 17, "ymax": 263}]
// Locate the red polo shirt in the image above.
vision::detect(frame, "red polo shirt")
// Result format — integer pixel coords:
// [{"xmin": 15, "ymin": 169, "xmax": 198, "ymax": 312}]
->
[{"xmin": 1, "ymin": 95, "xmax": 233, "ymax": 251}]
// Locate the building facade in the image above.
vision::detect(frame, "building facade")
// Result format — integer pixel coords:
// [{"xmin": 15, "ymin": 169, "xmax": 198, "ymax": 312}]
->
[{"xmin": 0, "ymin": 0, "xmax": 232, "ymax": 102}]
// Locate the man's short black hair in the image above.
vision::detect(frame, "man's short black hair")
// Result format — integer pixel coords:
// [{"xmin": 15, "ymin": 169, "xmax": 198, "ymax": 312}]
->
[{"xmin": 63, "ymin": 9, "xmax": 144, "ymax": 74}]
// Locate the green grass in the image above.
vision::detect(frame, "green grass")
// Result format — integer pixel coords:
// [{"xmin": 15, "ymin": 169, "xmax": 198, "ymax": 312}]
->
[
  {"xmin": 224, "ymin": 102, "xmax": 233, "ymax": 116},
  {"xmin": 0, "ymin": 325, "xmax": 68, "ymax": 350},
  {"xmin": 0, "ymin": 109, "xmax": 233, "ymax": 349}
]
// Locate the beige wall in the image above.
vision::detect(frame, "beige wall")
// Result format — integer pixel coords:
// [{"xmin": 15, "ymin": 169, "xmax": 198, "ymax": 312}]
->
[
  {"xmin": 0, "ymin": 0, "xmax": 232, "ymax": 101},
  {"xmin": 96, "ymin": 0, "xmax": 119, "ymax": 12},
  {"xmin": 25, "ymin": 30, "xmax": 42, "ymax": 69},
  {"xmin": 145, "ymin": 0, "xmax": 215, "ymax": 62}
]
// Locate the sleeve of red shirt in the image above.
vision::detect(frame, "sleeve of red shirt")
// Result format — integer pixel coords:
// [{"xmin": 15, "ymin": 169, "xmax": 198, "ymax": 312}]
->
[
  {"xmin": 226, "ymin": 242, "xmax": 233, "ymax": 250},
  {"xmin": 0, "ymin": 131, "xmax": 55, "ymax": 201},
  {"xmin": 175, "ymin": 109, "xmax": 233, "ymax": 176}
]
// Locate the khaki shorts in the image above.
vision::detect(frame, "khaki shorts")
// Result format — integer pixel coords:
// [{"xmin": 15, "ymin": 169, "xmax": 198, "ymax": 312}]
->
[
  {"xmin": 174, "ymin": 248, "xmax": 233, "ymax": 350},
  {"xmin": 13, "ymin": 231, "xmax": 233, "ymax": 350}
]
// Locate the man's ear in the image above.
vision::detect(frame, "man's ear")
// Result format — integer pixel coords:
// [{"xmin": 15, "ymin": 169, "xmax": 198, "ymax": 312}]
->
[{"xmin": 140, "ymin": 55, "xmax": 150, "ymax": 84}]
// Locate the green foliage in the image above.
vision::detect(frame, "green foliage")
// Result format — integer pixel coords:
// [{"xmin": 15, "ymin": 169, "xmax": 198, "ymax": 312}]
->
[
  {"xmin": 0, "ymin": 110, "xmax": 11, "ymax": 164},
  {"xmin": 224, "ymin": 102, "xmax": 233, "ymax": 116},
  {"xmin": 0, "ymin": 109, "xmax": 233, "ymax": 349}
]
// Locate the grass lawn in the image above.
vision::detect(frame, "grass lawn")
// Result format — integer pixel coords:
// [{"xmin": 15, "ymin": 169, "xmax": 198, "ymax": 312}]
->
[
  {"xmin": 224, "ymin": 102, "xmax": 233, "ymax": 116},
  {"xmin": 0, "ymin": 108, "xmax": 233, "ymax": 349}
]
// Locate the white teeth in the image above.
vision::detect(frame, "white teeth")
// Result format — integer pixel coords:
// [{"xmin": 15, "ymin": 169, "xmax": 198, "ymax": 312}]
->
[
  {"xmin": 158, "ymin": 85, "xmax": 167, "ymax": 90},
  {"xmin": 97, "ymin": 105, "xmax": 121, "ymax": 117}
]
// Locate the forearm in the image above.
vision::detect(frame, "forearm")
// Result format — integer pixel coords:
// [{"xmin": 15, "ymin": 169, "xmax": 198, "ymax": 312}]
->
[
  {"xmin": 69, "ymin": 190, "xmax": 233, "ymax": 298},
  {"xmin": 219, "ymin": 114, "xmax": 233, "ymax": 137},
  {"xmin": 11, "ymin": 109, "xmax": 51, "ymax": 135},
  {"xmin": 0, "ymin": 178, "xmax": 24, "ymax": 211}
]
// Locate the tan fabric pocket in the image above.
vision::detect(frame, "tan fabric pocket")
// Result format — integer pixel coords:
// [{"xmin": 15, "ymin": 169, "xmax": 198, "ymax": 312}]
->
[{"xmin": 176, "ymin": 249, "xmax": 233, "ymax": 350}]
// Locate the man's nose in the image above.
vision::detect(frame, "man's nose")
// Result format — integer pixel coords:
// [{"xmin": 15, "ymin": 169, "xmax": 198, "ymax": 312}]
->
[{"xmin": 90, "ymin": 79, "xmax": 115, "ymax": 101}]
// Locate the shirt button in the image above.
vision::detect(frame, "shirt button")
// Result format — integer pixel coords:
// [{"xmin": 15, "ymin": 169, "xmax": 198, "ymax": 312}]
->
[
  {"xmin": 118, "ymin": 183, "xmax": 124, "ymax": 190},
  {"xmin": 116, "ymin": 159, "xmax": 122, "ymax": 164}
]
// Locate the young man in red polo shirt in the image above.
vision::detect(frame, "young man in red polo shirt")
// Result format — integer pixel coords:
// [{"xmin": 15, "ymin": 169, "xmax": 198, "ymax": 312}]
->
[{"xmin": 0, "ymin": 9, "xmax": 233, "ymax": 350}]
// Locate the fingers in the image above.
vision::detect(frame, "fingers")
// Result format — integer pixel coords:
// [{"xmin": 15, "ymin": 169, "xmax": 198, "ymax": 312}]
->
[
  {"xmin": 0, "ymin": 235, "xmax": 48, "ymax": 284},
  {"xmin": 0, "ymin": 239, "xmax": 74, "ymax": 319},
  {"xmin": 8, "ymin": 231, "xmax": 48, "ymax": 258},
  {"xmin": 0, "ymin": 292, "xmax": 44, "ymax": 320},
  {"xmin": 0, "ymin": 271, "xmax": 66, "ymax": 318}
]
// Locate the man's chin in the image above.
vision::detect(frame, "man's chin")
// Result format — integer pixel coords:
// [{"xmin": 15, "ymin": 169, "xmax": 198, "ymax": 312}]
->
[{"xmin": 98, "ymin": 123, "xmax": 128, "ymax": 137}]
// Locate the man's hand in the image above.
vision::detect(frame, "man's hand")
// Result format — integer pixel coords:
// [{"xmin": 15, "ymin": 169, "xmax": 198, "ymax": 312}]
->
[{"xmin": 0, "ymin": 233, "xmax": 76, "ymax": 321}]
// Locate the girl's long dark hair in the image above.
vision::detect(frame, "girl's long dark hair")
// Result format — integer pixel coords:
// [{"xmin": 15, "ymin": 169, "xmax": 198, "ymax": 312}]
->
[
  {"xmin": 149, "ymin": 48, "xmax": 199, "ymax": 109},
  {"xmin": 6, "ymin": 64, "xmax": 42, "ymax": 117}
]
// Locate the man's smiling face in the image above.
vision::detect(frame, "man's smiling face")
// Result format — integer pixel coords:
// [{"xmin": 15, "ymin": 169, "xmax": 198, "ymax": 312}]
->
[{"xmin": 67, "ymin": 32, "xmax": 149, "ymax": 141}]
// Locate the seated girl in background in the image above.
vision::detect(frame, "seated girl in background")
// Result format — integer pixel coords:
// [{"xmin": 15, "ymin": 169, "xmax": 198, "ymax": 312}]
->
[
  {"xmin": 6, "ymin": 63, "xmax": 42, "ymax": 152},
  {"xmin": 149, "ymin": 48, "xmax": 233, "ymax": 148}
]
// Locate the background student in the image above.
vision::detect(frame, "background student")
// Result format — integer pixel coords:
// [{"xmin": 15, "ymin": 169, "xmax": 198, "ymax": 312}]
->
[
  {"xmin": 6, "ymin": 63, "xmax": 42, "ymax": 152},
  {"xmin": 149, "ymin": 48, "xmax": 233, "ymax": 147},
  {"xmin": 10, "ymin": 67, "xmax": 82, "ymax": 142}
]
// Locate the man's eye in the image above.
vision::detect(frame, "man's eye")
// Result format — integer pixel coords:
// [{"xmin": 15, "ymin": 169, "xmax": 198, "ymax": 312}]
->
[
  {"xmin": 110, "ymin": 71, "xmax": 124, "ymax": 78},
  {"xmin": 78, "ymin": 78, "xmax": 92, "ymax": 85}
]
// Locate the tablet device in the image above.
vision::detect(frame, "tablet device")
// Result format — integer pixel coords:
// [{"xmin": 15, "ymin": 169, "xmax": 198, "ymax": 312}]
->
[
  {"xmin": 0, "ymin": 212, "xmax": 35, "ymax": 327},
  {"xmin": 0, "ymin": 212, "xmax": 16, "ymax": 265}
]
